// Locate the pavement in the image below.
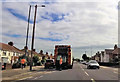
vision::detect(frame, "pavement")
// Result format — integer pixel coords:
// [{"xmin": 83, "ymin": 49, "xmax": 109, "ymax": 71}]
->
[
  {"xmin": 1, "ymin": 62, "xmax": 119, "ymax": 82},
  {"xmin": 2, "ymin": 66, "xmax": 45, "ymax": 81}
]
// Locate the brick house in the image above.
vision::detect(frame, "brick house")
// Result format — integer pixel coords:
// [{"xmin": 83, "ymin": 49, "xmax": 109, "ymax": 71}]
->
[{"xmin": 112, "ymin": 47, "xmax": 120, "ymax": 62}]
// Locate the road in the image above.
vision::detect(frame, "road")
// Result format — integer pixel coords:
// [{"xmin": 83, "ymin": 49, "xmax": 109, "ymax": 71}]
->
[{"xmin": 21, "ymin": 62, "xmax": 118, "ymax": 81}]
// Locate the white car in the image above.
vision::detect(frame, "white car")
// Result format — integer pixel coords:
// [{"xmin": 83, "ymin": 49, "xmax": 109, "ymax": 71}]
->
[{"xmin": 87, "ymin": 60, "xmax": 100, "ymax": 69}]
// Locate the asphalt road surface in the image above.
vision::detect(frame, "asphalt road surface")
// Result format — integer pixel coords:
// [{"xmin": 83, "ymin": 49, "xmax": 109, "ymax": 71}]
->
[{"xmin": 23, "ymin": 62, "xmax": 118, "ymax": 81}]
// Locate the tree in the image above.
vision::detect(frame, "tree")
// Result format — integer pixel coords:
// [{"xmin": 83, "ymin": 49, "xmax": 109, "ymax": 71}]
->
[
  {"xmin": 82, "ymin": 54, "xmax": 87, "ymax": 60},
  {"xmin": 33, "ymin": 55, "xmax": 39, "ymax": 66},
  {"xmin": 40, "ymin": 50, "xmax": 43, "ymax": 54},
  {"xmin": 8, "ymin": 41, "xmax": 14, "ymax": 46},
  {"xmin": 46, "ymin": 52, "xmax": 48, "ymax": 55}
]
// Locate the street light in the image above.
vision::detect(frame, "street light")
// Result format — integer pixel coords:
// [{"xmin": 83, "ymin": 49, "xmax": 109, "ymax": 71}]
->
[{"xmin": 30, "ymin": 5, "xmax": 45, "ymax": 71}]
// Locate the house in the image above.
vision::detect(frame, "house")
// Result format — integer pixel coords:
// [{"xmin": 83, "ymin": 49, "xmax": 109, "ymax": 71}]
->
[
  {"xmin": 44, "ymin": 52, "xmax": 50, "ymax": 59},
  {"xmin": 21, "ymin": 48, "xmax": 42, "ymax": 61},
  {"xmin": 103, "ymin": 49, "xmax": 114, "ymax": 62},
  {"xmin": 100, "ymin": 51, "xmax": 104, "ymax": 62},
  {"xmin": 112, "ymin": 45, "xmax": 120, "ymax": 62},
  {"xmin": 94, "ymin": 52, "xmax": 101, "ymax": 62},
  {"xmin": 0, "ymin": 42, "xmax": 24, "ymax": 64}
]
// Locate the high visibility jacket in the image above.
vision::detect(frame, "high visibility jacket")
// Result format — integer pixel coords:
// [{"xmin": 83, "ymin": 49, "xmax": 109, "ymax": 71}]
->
[
  {"xmin": 60, "ymin": 58, "xmax": 62, "ymax": 65},
  {"xmin": 21, "ymin": 59, "xmax": 26, "ymax": 64}
]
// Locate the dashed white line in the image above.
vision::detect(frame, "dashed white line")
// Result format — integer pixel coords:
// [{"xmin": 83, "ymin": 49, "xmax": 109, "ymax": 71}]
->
[
  {"xmin": 33, "ymin": 75, "xmax": 43, "ymax": 80},
  {"xmin": 114, "ymin": 71, "xmax": 118, "ymax": 74},
  {"xmin": 85, "ymin": 71, "xmax": 89, "ymax": 76},
  {"xmin": 82, "ymin": 69, "xmax": 84, "ymax": 71},
  {"xmin": 39, "ymin": 76, "xmax": 43, "ymax": 78},
  {"xmin": 33, "ymin": 77, "xmax": 39, "ymax": 80}
]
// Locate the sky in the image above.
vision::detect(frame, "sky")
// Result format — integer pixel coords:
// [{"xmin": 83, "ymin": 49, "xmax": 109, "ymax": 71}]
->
[{"xmin": 0, "ymin": 0, "xmax": 119, "ymax": 59}]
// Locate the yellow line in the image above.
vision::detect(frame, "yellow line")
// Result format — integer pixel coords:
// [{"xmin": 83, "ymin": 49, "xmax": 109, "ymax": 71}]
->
[
  {"xmin": 17, "ymin": 76, "xmax": 33, "ymax": 80},
  {"xmin": 91, "ymin": 78, "xmax": 95, "ymax": 82}
]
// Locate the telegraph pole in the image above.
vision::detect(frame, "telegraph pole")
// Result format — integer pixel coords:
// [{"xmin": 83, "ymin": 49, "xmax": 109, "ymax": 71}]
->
[
  {"xmin": 30, "ymin": 5, "xmax": 37, "ymax": 71},
  {"xmin": 25, "ymin": 5, "xmax": 31, "ymax": 56}
]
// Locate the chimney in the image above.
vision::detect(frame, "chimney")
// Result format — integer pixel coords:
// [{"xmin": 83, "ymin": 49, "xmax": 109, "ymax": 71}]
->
[
  {"xmin": 33, "ymin": 49, "xmax": 36, "ymax": 52},
  {"xmin": 8, "ymin": 41, "xmax": 13, "ymax": 46},
  {"xmin": 24, "ymin": 46, "xmax": 28, "ymax": 49},
  {"xmin": 114, "ymin": 44, "xmax": 117, "ymax": 50}
]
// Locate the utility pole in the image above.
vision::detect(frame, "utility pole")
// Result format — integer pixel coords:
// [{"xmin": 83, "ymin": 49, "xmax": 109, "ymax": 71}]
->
[
  {"xmin": 30, "ymin": 5, "xmax": 37, "ymax": 71},
  {"xmin": 25, "ymin": 5, "xmax": 31, "ymax": 56},
  {"xmin": 91, "ymin": 46, "xmax": 92, "ymax": 57}
]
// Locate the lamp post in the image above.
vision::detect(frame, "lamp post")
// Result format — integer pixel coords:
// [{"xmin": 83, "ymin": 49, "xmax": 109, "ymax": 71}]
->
[{"xmin": 30, "ymin": 5, "xmax": 45, "ymax": 71}]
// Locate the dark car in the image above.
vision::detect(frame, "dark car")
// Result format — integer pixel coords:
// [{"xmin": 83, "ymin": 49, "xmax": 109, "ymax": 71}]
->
[
  {"xmin": 2, "ymin": 63, "xmax": 6, "ymax": 70},
  {"xmin": 45, "ymin": 59, "xmax": 55, "ymax": 69}
]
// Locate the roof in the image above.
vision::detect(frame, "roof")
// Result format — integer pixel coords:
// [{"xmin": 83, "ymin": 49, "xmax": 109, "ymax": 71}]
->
[
  {"xmin": 55, "ymin": 45, "xmax": 71, "ymax": 48},
  {"xmin": 112, "ymin": 48, "xmax": 120, "ymax": 54},
  {"xmin": 21, "ymin": 49, "xmax": 40, "ymax": 56},
  {"xmin": 0, "ymin": 42, "xmax": 24, "ymax": 54},
  {"xmin": 105, "ymin": 49, "xmax": 114, "ymax": 54}
]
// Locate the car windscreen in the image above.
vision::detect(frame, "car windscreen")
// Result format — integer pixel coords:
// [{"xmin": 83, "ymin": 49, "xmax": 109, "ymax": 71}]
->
[{"xmin": 89, "ymin": 61, "xmax": 97, "ymax": 63}]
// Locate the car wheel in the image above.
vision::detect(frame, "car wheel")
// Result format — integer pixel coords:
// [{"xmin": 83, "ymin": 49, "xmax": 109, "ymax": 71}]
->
[
  {"xmin": 87, "ymin": 66, "xmax": 89, "ymax": 69},
  {"xmin": 97, "ymin": 67, "xmax": 100, "ymax": 69}
]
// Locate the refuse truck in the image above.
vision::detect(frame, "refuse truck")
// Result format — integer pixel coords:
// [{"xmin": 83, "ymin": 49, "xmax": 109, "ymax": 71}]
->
[{"xmin": 54, "ymin": 45, "xmax": 73, "ymax": 69}]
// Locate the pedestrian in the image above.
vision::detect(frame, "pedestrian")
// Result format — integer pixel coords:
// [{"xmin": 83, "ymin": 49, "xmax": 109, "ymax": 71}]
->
[
  {"xmin": 59, "ymin": 56, "xmax": 63, "ymax": 71},
  {"xmin": 21, "ymin": 58, "xmax": 26, "ymax": 69}
]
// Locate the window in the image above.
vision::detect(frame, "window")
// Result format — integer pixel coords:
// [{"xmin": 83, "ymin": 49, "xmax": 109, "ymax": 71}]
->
[
  {"xmin": 9, "ymin": 53, "xmax": 10, "ymax": 56},
  {"xmin": 3, "ymin": 51, "xmax": 6, "ymax": 56}
]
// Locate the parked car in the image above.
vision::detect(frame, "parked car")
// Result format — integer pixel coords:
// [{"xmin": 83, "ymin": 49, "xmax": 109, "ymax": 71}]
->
[
  {"xmin": 2, "ymin": 63, "xmax": 6, "ymax": 70},
  {"xmin": 12, "ymin": 62, "xmax": 21, "ymax": 68},
  {"xmin": 81, "ymin": 61, "xmax": 87, "ymax": 65},
  {"xmin": 44, "ymin": 59, "xmax": 55, "ymax": 69},
  {"xmin": 87, "ymin": 60, "xmax": 100, "ymax": 69}
]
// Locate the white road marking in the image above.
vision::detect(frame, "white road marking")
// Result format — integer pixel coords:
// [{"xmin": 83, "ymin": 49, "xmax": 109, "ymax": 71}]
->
[
  {"xmin": 114, "ymin": 71, "xmax": 118, "ymax": 74},
  {"xmin": 39, "ymin": 76, "xmax": 43, "ymax": 78},
  {"xmin": 33, "ymin": 77, "xmax": 39, "ymax": 80},
  {"xmin": 79, "ymin": 64, "xmax": 89, "ymax": 76},
  {"xmin": 91, "ymin": 78, "xmax": 95, "ymax": 82},
  {"xmin": 82, "ymin": 69, "xmax": 84, "ymax": 71},
  {"xmin": 85, "ymin": 71, "xmax": 89, "ymax": 76},
  {"xmin": 113, "ymin": 69, "xmax": 118, "ymax": 71}
]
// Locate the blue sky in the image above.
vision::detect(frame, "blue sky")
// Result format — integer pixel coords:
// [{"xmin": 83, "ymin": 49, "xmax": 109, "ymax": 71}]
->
[{"xmin": 1, "ymin": 0, "xmax": 118, "ymax": 58}]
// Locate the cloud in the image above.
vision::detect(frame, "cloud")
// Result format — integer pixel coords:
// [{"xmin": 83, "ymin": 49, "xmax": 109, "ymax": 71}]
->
[
  {"xmin": 1, "ymin": 1, "xmax": 118, "ymax": 58},
  {"xmin": 41, "ymin": 12, "xmax": 66, "ymax": 22},
  {"xmin": 3, "ymin": 33, "xmax": 23, "ymax": 38},
  {"xmin": 5, "ymin": 8, "xmax": 34, "ymax": 23},
  {"xmin": 37, "ymin": 37, "xmax": 63, "ymax": 41}
]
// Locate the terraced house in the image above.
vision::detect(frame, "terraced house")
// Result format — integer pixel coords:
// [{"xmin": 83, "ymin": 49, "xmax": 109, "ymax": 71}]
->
[{"xmin": 0, "ymin": 42, "xmax": 24, "ymax": 65}]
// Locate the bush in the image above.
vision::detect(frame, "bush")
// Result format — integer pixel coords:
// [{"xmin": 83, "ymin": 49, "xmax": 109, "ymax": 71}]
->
[{"xmin": 33, "ymin": 55, "xmax": 39, "ymax": 66}]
